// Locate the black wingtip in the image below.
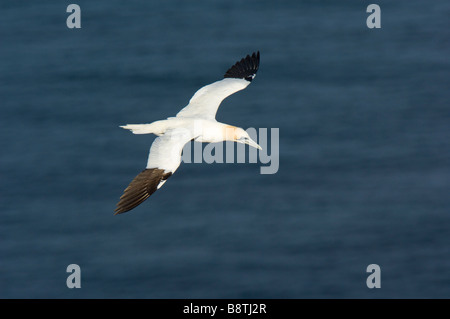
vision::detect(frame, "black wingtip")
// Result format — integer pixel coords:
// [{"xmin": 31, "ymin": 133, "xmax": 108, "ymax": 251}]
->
[
  {"xmin": 224, "ymin": 51, "xmax": 260, "ymax": 82},
  {"xmin": 114, "ymin": 168, "xmax": 172, "ymax": 215}
]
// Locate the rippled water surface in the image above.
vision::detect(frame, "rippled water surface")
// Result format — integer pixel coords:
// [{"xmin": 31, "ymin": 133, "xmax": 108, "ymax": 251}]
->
[{"xmin": 1, "ymin": 0, "xmax": 449, "ymax": 298}]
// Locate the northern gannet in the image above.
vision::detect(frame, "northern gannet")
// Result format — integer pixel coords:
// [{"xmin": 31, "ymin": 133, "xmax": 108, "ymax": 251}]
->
[{"xmin": 115, "ymin": 52, "xmax": 261, "ymax": 215}]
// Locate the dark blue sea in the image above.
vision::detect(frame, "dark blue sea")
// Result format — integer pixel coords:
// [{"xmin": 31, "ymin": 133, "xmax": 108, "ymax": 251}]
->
[{"xmin": 1, "ymin": 0, "xmax": 449, "ymax": 298}]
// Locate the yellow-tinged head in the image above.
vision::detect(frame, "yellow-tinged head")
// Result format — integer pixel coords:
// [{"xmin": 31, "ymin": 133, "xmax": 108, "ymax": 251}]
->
[{"xmin": 224, "ymin": 126, "xmax": 262, "ymax": 150}]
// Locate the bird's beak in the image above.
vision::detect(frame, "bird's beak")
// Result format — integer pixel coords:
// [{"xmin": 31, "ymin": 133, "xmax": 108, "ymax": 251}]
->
[{"xmin": 245, "ymin": 138, "xmax": 262, "ymax": 150}]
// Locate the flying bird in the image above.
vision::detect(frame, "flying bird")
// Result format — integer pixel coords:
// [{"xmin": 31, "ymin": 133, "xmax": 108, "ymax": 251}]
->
[{"xmin": 115, "ymin": 51, "xmax": 261, "ymax": 215}]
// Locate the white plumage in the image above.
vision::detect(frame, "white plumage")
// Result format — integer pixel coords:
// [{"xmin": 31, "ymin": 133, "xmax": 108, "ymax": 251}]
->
[
  {"xmin": 176, "ymin": 78, "xmax": 250, "ymax": 119},
  {"xmin": 115, "ymin": 52, "xmax": 261, "ymax": 215}
]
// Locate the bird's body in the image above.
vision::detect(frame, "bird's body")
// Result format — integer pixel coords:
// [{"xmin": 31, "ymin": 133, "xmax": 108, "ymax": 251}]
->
[{"xmin": 115, "ymin": 52, "xmax": 261, "ymax": 215}]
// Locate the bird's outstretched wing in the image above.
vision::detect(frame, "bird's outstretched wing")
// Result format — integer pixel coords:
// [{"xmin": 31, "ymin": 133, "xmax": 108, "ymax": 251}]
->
[
  {"xmin": 115, "ymin": 129, "xmax": 194, "ymax": 215},
  {"xmin": 176, "ymin": 51, "xmax": 260, "ymax": 120}
]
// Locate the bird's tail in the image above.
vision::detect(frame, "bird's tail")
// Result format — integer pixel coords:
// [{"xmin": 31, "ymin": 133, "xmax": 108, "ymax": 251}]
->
[
  {"xmin": 120, "ymin": 124, "xmax": 153, "ymax": 134},
  {"xmin": 120, "ymin": 120, "xmax": 167, "ymax": 135}
]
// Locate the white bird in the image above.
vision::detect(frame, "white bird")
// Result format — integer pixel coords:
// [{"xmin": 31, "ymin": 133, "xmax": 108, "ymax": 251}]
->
[{"xmin": 115, "ymin": 51, "xmax": 261, "ymax": 215}]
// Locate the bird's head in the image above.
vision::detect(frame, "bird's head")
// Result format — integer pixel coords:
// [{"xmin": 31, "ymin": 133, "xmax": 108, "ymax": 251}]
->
[{"xmin": 233, "ymin": 127, "xmax": 262, "ymax": 150}]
